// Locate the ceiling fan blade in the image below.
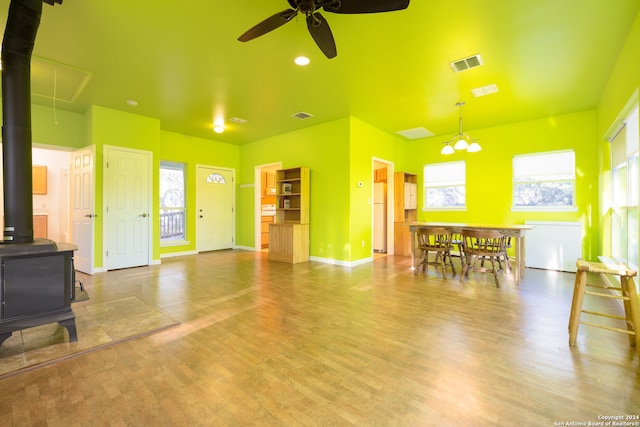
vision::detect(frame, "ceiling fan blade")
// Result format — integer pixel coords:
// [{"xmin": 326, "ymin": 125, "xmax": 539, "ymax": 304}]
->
[
  {"xmin": 306, "ymin": 12, "xmax": 337, "ymax": 59},
  {"xmin": 323, "ymin": 0, "xmax": 410, "ymax": 14},
  {"xmin": 238, "ymin": 9, "xmax": 298, "ymax": 42}
]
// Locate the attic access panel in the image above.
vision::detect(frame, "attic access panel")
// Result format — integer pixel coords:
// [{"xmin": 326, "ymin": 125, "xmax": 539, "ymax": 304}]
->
[{"xmin": 30, "ymin": 56, "xmax": 92, "ymax": 103}]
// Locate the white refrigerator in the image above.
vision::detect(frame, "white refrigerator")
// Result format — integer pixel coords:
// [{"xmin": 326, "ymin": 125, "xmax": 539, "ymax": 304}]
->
[{"xmin": 373, "ymin": 182, "xmax": 387, "ymax": 252}]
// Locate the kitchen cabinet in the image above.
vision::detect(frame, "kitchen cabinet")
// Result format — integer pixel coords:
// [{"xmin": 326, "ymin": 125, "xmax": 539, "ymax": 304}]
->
[
  {"xmin": 269, "ymin": 167, "xmax": 310, "ymax": 263},
  {"xmin": 394, "ymin": 172, "xmax": 417, "ymax": 256},
  {"xmin": 262, "ymin": 171, "xmax": 276, "ymax": 196},
  {"xmin": 33, "ymin": 214, "xmax": 48, "ymax": 239},
  {"xmin": 32, "ymin": 165, "xmax": 47, "ymax": 195},
  {"xmin": 374, "ymin": 168, "xmax": 387, "ymax": 183},
  {"xmin": 261, "ymin": 215, "xmax": 273, "ymax": 248}
]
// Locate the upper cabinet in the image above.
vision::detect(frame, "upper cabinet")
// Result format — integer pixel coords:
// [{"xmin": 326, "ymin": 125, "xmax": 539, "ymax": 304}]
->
[
  {"xmin": 394, "ymin": 172, "xmax": 417, "ymax": 222},
  {"xmin": 262, "ymin": 171, "xmax": 276, "ymax": 196},
  {"xmin": 374, "ymin": 168, "xmax": 387, "ymax": 183},
  {"xmin": 32, "ymin": 165, "xmax": 47, "ymax": 195}
]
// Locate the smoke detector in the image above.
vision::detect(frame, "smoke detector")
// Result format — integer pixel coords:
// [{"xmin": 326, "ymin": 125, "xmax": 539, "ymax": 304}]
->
[{"xmin": 450, "ymin": 54, "xmax": 484, "ymax": 73}]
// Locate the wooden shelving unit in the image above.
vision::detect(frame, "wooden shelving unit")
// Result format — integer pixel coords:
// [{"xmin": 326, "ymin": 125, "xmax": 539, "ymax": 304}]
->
[
  {"xmin": 393, "ymin": 171, "xmax": 417, "ymax": 256},
  {"xmin": 269, "ymin": 167, "xmax": 310, "ymax": 263}
]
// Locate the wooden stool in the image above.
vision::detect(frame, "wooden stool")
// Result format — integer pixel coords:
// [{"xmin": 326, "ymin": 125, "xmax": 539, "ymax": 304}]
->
[{"xmin": 568, "ymin": 259, "xmax": 640, "ymax": 353}]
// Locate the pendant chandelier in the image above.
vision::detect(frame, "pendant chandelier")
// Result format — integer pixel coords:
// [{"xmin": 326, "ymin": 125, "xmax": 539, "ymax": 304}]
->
[{"xmin": 441, "ymin": 101, "xmax": 482, "ymax": 155}]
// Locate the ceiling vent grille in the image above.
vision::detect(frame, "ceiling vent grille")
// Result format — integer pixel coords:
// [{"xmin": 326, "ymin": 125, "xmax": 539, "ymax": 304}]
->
[
  {"xmin": 471, "ymin": 83, "xmax": 499, "ymax": 98},
  {"xmin": 397, "ymin": 127, "xmax": 434, "ymax": 140},
  {"xmin": 450, "ymin": 54, "xmax": 484, "ymax": 73},
  {"xmin": 292, "ymin": 111, "xmax": 314, "ymax": 120}
]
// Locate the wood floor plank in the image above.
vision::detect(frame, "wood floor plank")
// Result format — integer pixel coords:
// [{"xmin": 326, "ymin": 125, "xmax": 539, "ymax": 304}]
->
[{"xmin": 0, "ymin": 250, "xmax": 639, "ymax": 425}]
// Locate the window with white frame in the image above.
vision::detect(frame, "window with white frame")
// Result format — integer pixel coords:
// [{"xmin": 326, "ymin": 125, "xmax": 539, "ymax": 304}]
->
[
  {"xmin": 423, "ymin": 161, "xmax": 466, "ymax": 209},
  {"xmin": 512, "ymin": 150, "xmax": 576, "ymax": 210},
  {"xmin": 160, "ymin": 161, "xmax": 186, "ymax": 243},
  {"xmin": 610, "ymin": 103, "xmax": 639, "ymax": 268}
]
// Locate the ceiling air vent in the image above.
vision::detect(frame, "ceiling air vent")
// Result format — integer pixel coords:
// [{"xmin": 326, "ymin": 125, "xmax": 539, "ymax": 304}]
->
[
  {"xmin": 450, "ymin": 54, "xmax": 483, "ymax": 73},
  {"xmin": 471, "ymin": 83, "xmax": 499, "ymax": 98},
  {"xmin": 397, "ymin": 127, "xmax": 434, "ymax": 140},
  {"xmin": 292, "ymin": 111, "xmax": 314, "ymax": 120}
]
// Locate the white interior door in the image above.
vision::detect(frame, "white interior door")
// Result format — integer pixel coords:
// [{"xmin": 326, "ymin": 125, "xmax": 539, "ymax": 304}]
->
[
  {"xmin": 197, "ymin": 166, "xmax": 234, "ymax": 252},
  {"xmin": 70, "ymin": 146, "xmax": 95, "ymax": 274},
  {"xmin": 104, "ymin": 146, "xmax": 151, "ymax": 270}
]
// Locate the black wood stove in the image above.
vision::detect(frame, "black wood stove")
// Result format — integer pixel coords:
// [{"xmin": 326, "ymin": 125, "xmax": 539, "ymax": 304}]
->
[{"xmin": 0, "ymin": 0, "xmax": 77, "ymax": 346}]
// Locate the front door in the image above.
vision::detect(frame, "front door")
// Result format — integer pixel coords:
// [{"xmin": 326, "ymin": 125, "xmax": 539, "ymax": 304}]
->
[
  {"xmin": 70, "ymin": 146, "xmax": 95, "ymax": 274},
  {"xmin": 104, "ymin": 146, "xmax": 151, "ymax": 270},
  {"xmin": 196, "ymin": 166, "xmax": 234, "ymax": 252}
]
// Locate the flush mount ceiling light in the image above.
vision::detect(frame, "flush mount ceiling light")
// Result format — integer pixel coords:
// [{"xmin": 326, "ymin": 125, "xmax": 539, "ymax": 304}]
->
[
  {"xmin": 213, "ymin": 118, "xmax": 225, "ymax": 133},
  {"xmin": 294, "ymin": 56, "xmax": 310, "ymax": 66},
  {"xmin": 441, "ymin": 101, "xmax": 482, "ymax": 155}
]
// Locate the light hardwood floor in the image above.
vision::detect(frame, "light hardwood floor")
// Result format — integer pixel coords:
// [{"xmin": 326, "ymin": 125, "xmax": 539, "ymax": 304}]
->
[{"xmin": 0, "ymin": 250, "xmax": 639, "ymax": 426}]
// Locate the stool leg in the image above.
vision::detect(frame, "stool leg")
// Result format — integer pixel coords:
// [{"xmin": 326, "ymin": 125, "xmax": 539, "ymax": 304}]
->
[
  {"xmin": 621, "ymin": 276, "xmax": 640, "ymax": 350},
  {"xmin": 569, "ymin": 270, "xmax": 587, "ymax": 346}
]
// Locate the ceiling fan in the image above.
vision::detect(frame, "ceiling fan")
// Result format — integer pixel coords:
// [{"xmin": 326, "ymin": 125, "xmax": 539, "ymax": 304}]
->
[{"xmin": 237, "ymin": 0, "xmax": 410, "ymax": 59}]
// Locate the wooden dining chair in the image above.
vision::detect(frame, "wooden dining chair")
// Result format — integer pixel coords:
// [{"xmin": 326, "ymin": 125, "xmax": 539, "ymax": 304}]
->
[
  {"xmin": 460, "ymin": 228, "xmax": 508, "ymax": 287},
  {"xmin": 414, "ymin": 227, "xmax": 455, "ymax": 279}
]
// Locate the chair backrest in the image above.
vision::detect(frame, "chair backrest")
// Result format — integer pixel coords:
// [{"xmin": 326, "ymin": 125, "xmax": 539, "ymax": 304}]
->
[
  {"xmin": 416, "ymin": 227, "xmax": 452, "ymax": 249},
  {"xmin": 460, "ymin": 228, "xmax": 506, "ymax": 256}
]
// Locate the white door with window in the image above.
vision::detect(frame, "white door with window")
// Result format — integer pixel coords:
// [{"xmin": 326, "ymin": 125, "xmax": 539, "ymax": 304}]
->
[
  {"xmin": 196, "ymin": 166, "xmax": 234, "ymax": 252},
  {"xmin": 70, "ymin": 146, "xmax": 95, "ymax": 274},
  {"xmin": 104, "ymin": 146, "xmax": 152, "ymax": 270}
]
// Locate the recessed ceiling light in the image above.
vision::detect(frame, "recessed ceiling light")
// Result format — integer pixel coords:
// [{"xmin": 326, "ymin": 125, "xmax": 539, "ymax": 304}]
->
[
  {"xmin": 213, "ymin": 118, "xmax": 224, "ymax": 133},
  {"xmin": 126, "ymin": 99, "xmax": 138, "ymax": 107},
  {"xmin": 294, "ymin": 56, "xmax": 310, "ymax": 66},
  {"xmin": 229, "ymin": 117, "xmax": 248, "ymax": 124}
]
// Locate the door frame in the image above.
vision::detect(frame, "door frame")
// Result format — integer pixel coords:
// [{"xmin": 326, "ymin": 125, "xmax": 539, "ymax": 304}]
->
[
  {"xmin": 195, "ymin": 164, "xmax": 237, "ymax": 253},
  {"xmin": 254, "ymin": 162, "xmax": 281, "ymax": 251},
  {"xmin": 102, "ymin": 145, "xmax": 153, "ymax": 271},
  {"xmin": 372, "ymin": 158, "xmax": 395, "ymax": 255}
]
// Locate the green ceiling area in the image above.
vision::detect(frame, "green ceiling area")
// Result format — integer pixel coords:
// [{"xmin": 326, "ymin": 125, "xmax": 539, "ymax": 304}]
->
[{"xmin": 1, "ymin": 0, "xmax": 639, "ymax": 144}]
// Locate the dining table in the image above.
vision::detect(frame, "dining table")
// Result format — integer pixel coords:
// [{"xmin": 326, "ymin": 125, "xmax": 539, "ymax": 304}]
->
[{"xmin": 406, "ymin": 222, "xmax": 535, "ymax": 285}]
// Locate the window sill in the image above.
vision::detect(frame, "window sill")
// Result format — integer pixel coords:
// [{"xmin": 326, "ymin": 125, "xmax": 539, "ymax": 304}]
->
[
  {"xmin": 422, "ymin": 207, "xmax": 467, "ymax": 212},
  {"xmin": 161, "ymin": 240, "xmax": 190, "ymax": 247},
  {"xmin": 511, "ymin": 206, "xmax": 578, "ymax": 212}
]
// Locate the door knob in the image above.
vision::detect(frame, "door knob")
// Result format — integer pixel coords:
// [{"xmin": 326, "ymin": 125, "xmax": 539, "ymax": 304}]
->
[
  {"xmin": 139, "ymin": 213, "xmax": 148, "ymax": 218},
  {"xmin": 84, "ymin": 213, "xmax": 97, "ymax": 218}
]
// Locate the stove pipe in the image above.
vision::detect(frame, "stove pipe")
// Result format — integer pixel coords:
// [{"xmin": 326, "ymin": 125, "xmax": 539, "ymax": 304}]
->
[{"xmin": 1, "ymin": 0, "xmax": 60, "ymax": 243}]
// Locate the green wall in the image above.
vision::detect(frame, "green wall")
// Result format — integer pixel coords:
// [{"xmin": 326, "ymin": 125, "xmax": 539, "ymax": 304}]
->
[
  {"xmin": 404, "ymin": 110, "xmax": 600, "ymax": 261},
  {"xmin": 157, "ymin": 130, "xmax": 240, "ymax": 257},
  {"xmin": 597, "ymin": 10, "xmax": 640, "ymax": 265},
  {"xmin": 2, "ymin": 9, "xmax": 638, "ymax": 270},
  {"xmin": 239, "ymin": 118, "xmax": 352, "ymax": 262},
  {"xmin": 348, "ymin": 117, "xmax": 407, "ymax": 261}
]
